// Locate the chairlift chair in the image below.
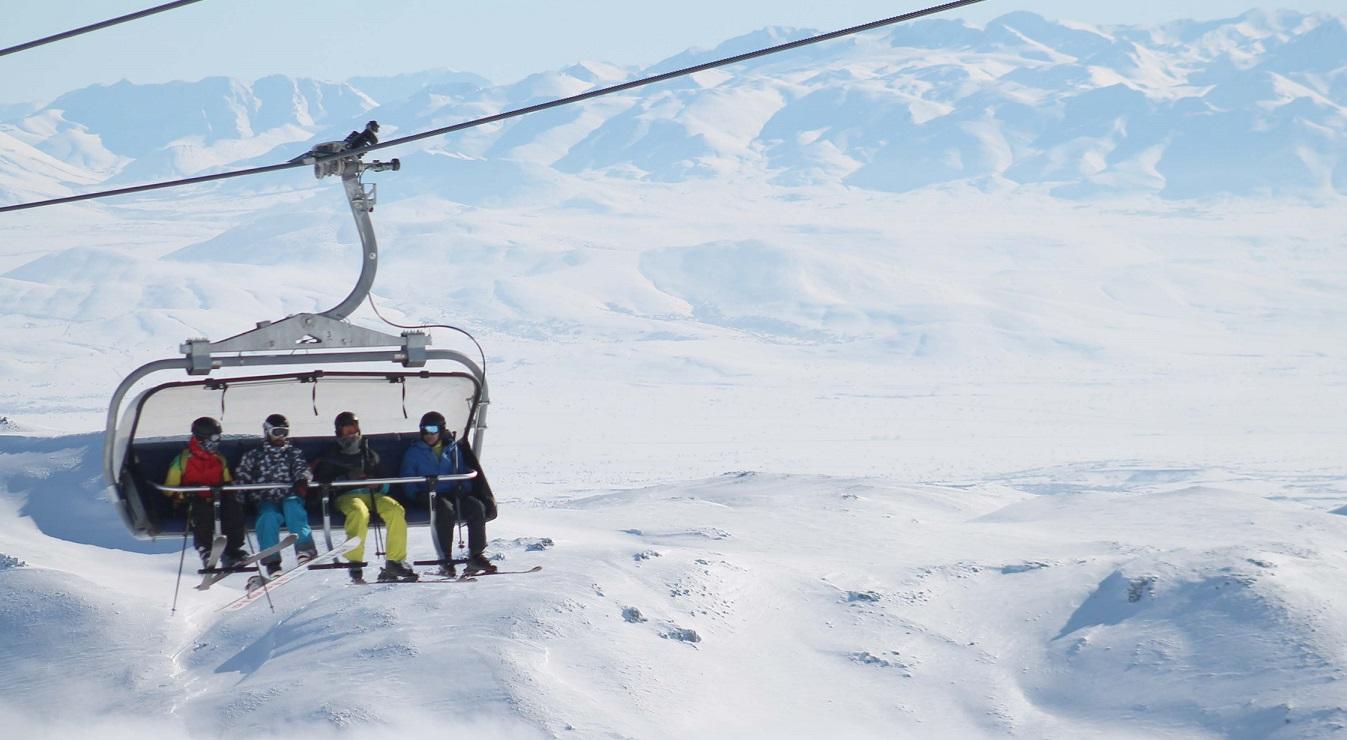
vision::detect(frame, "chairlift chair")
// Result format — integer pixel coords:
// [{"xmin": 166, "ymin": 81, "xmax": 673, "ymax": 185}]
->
[{"xmin": 103, "ymin": 123, "xmax": 491, "ymax": 560}]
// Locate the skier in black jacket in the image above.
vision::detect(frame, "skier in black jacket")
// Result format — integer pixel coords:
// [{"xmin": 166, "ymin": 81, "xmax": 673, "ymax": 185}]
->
[{"xmin": 312, "ymin": 411, "xmax": 416, "ymax": 583}]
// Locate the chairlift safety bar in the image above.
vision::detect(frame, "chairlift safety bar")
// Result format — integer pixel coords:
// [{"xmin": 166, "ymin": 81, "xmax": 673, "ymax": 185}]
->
[{"xmin": 150, "ymin": 471, "xmax": 477, "ymax": 495}]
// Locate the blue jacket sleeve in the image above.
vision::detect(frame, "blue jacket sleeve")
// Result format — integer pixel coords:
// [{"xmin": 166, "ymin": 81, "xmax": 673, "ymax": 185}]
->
[{"xmin": 399, "ymin": 447, "xmax": 425, "ymax": 498}]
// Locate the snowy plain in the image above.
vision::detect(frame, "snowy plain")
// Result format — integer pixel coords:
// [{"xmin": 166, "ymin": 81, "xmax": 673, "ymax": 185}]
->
[{"xmin": 1, "ymin": 8, "xmax": 1347, "ymax": 739}]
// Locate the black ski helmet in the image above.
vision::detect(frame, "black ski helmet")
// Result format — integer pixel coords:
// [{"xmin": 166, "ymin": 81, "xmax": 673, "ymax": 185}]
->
[
  {"xmin": 191, "ymin": 416, "xmax": 222, "ymax": 439},
  {"xmin": 333, "ymin": 411, "xmax": 359, "ymax": 435},
  {"xmin": 419, "ymin": 411, "xmax": 446, "ymax": 430}
]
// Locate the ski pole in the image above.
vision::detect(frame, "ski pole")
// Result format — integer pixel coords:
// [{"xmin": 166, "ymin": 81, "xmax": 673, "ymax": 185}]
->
[
  {"xmin": 257, "ymin": 567, "xmax": 276, "ymax": 613},
  {"xmin": 246, "ymin": 528, "xmax": 278, "ymax": 611},
  {"xmin": 366, "ymin": 484, "xmax": 383, "ymax": 556},
  {"xmin": 428, "ymin": 476, "xmax": 443, "ymax": 562},
  {"xmin": 369, "ymin": 492, "xmax": 385, "ymax": 557},
  {"xmin": 455, "ymin": 490, "xmax": 467, "ymax": 556},
  {"xmin": 212, "ymin": 486, "xmax": 223, "ymax": 539},
  {"xmin": 170, "ymin": 515, "xmax": 190, "ymax": 615}
]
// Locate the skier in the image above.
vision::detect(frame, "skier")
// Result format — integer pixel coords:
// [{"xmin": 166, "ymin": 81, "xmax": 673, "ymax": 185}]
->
[
  {"xmin": 235, "ymin": 413, "xmax": 318, "ymax": 589},
  {"xmin": 313, "ymin": 411, "xmax": 417, "ymax": 583},
  {"xmin": 399, "ymin": 411, "xmax": 497, "ymax": 575},
  {"xmin": 163, "ymin": 416, "xmax": 247, "ymax": 569}
]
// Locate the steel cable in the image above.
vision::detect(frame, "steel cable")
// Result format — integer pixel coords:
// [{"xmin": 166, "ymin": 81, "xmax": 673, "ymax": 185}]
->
[{"xmin": 0, "ymin": 0, "xmax": 208, "ymax": 58}]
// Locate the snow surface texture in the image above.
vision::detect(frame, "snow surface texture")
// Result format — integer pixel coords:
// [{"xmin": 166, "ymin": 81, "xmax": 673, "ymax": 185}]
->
[
  {"xmin": 2, "ymin": 443, "xmax": 1347, "ymax": 738},
  {"xmin": 1, "ymin": 8, "xmax": 1346, "ymax": 739}
]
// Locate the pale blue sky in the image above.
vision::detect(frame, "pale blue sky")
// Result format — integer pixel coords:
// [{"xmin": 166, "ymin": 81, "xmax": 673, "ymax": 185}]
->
[{"xmin": 3, "ymin": 1, "xmax": 1340, "ymax": 104}]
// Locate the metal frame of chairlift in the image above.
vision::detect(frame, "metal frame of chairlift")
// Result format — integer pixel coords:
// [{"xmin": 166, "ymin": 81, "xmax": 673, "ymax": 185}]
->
[{"xmin": 103, "ymin": 123, "xmax": 489, "ymax": 553}]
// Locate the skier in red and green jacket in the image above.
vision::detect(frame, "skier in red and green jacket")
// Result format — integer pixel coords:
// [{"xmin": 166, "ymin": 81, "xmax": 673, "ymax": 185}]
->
[{"xmin": 164, "ymin": 416, "xmax": 247, "ymax": 568}]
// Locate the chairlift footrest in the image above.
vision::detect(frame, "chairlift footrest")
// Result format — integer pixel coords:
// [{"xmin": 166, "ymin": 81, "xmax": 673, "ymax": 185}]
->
[{"xmin": 307, "ymin": 561, "xmax": 367, "ymax": 570}]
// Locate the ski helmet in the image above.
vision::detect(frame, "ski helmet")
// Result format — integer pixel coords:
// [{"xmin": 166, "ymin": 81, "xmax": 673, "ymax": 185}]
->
[
  {"xmin": 191, "ymin": 416, "xmax": 222, "ymax": 440},
  {"xmin": 419, "ymin": 411, "xmax": 446, "ymax": 435},
  {"xmin": 263, "ymin": 413, "xmax": 289, "ymax": 439},
  {"xmin": 333, "ymin": 411, "xmax": 360, "ymax": 435}
]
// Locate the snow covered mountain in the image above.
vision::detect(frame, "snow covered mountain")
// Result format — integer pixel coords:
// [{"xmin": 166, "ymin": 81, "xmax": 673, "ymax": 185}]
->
[
  {"xmin": 1, "ymin": 8, "xmax": 1346, "ymax": 738},
  {"xmin": 3, "ymin": 10, "xmax": 1345, "ymax": 200}
]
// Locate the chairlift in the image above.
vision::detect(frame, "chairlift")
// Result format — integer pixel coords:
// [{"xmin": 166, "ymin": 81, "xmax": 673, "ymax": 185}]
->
[{"xmin": 103, "ymin": 122, "xmax": 492, "ymax": 556}]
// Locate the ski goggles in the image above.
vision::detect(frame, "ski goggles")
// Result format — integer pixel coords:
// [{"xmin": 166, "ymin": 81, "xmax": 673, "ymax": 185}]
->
[
  {"xmin": 263, "ymin": 421, "xmax": 289, "ymax": 438},
  {"xmin": 419, "ymin": 424, "xmax": 441, "ymax": 435}
]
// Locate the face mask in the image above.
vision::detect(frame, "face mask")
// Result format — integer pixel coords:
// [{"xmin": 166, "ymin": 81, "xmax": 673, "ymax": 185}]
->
[
  {"xmin": 201, "ymin": 435, "xmax": 221, "ymax": 453},
  {"xmin": 338, "ymin": 433, "xmax": 362, "ymax": 454}
]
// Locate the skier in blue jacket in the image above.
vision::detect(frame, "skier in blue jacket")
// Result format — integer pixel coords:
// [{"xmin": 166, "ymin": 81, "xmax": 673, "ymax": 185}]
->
[{"xmin": 400, "ymin": 411, "xmax": 496, "ymax": 575}]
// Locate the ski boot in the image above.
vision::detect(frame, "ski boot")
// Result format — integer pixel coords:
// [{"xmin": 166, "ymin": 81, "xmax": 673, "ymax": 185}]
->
[
  {"xmin": 349, "ymin": 566, "xmax": 365, "ymax": 585},
  {"xmin": 220, "ymin": 549, "xmax": 248, "ymax": 570},
  {"xmin": 377, "ymin": 560, "xmax": 419, "ymax": 583},
  {"xmin": 437, "ymin": 562, "xmax": 457, "ymax": 578},
  {"xmin": 296, "ymin": 547, "xmax": 317, "ymax": 567},
  {"xmin": 463, "ymin": 553, "xmax": 498, "ymax": 575},
  {"xmin": 245, "ymin": 560, "xmax": 281, "ymax": 592}
]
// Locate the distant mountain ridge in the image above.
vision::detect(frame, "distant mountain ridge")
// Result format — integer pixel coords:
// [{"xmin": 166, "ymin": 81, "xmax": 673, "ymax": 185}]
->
[{"xmin": 2, "ymin": 9, "xmax": 1344, "ymax": 201}]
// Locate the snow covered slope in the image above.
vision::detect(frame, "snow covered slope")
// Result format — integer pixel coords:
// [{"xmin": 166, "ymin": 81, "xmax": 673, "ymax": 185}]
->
[{"xmin": 2, "ymin": 435, "xmax": 1346, "ymax": 737}]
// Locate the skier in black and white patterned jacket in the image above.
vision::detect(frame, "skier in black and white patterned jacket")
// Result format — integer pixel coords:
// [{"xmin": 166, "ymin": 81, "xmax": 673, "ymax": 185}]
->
[{"xmin": 236, "ymin": 413, "xmax": 317, "ymax": 585}]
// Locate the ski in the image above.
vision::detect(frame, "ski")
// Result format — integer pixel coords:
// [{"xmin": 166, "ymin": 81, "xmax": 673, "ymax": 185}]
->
[
  {"xmin": 348, "ymin": 576, "xmax": 478, "ymax": 586},
  {"xmin": 195, "ymin": 534, "xmax": 299, "ymax": 591},
  {"xmin": 217, "ymin": 536, "xmax": 361, "ymax": 613},
  {"xmin": 460, "ymin": 565, "xmax": 542, "ymax": 578},
  {"xmin": 343, "ymin": 565, "xmax": 539, "ymax": 585},
  {"xmin": 195, "ymin": 534, "xmax": 229, "ymax": 589}
]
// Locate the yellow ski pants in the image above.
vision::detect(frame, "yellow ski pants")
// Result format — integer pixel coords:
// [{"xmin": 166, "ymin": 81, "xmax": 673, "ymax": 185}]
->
[{"xmin": 336, "ymin": 491, "xmax": 407, "ymax": 563}]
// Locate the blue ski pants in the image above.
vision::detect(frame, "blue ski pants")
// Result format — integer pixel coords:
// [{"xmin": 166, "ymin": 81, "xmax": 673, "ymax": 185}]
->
[{"xmin": 256, "ymin": 496, "xmax": 314, "ymax": 564}]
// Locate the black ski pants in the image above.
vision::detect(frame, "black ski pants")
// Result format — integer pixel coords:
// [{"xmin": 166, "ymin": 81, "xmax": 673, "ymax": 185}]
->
[
  {"xmin": 432, "ymin": 491, "xmax": 486, "ymax": 558},
  {"xmin": 187, "ymin": 493, "xmax": 246, "ymax": 556}
]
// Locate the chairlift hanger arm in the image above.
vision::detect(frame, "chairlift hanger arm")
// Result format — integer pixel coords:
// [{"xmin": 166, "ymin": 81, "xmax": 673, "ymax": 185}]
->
[
  {"xmin": 177, "ymin": 128, "xmax": 405, "ymax": 369},
  {"xmin": 326, "ymin": 139, "xmax": 398, "ymax": 321}
]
